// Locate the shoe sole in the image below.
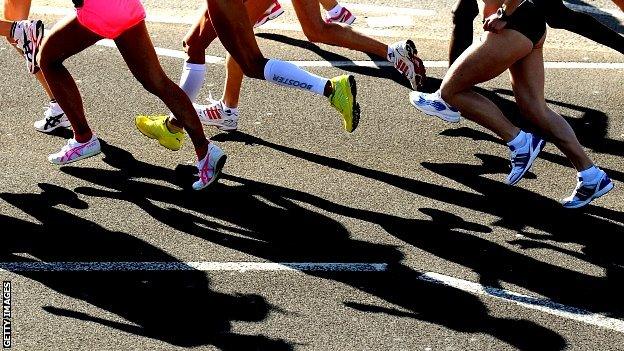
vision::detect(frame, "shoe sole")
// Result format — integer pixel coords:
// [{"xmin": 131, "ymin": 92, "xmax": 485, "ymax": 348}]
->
[
  {"xmin": 409, "ymin": 92, "xmax": 460, "ymax": 123},
  {"xmin": 508, "ymin": 139, "xmax": 546, "ymax": 186},
  {"xmin": 135, "ymin": 117, "xmax": 182, "ymax": 151},
  {"xmin": 327, "ymin": 15, "xmax": 356, "ymax": 25},
  {"xmin": 194, "ymin": 154, "xmax": 227, "ymax": 190},
  {"xmin": 49, "ymin": 148, "xmax": 101, "ymax": 165},
  {"xmin": 563, "ymin": 181, "xmax": 614, "ymax": 209},
  {"xmin": 347, "ymin": 75, "xmax": 360, "ymax": 133},
  {"xmin": 28, "ymin": 21, "xmax": 44, "ymax": 74},
  {"xmin": 201, "ymin": 119, "xmax": 238, "ymax": 132},
  {"xmin": 404, "ymin": 39, "xmax": 419, "ymax": 90},
  {"xmin": 35, "ymin": 120, "xmax": 71, "ymax": 133},
  {"xmin": 254, "ymin": 7, "xmax": 284, "ymax": 28}
]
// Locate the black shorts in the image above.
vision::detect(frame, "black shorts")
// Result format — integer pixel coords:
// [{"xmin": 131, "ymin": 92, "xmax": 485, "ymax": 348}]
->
[{"xmin": 506, "ymin": 0, "xmax": 547, "ymax": 45}]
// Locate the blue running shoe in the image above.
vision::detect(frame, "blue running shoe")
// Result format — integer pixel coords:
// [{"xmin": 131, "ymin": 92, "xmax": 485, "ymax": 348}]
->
[
  {"xmin": 562, "ymin": 169, "xmax": 614, "ymax": 208},
  {"xmin": 506, "ymin": 133, "xmax": 545, "ymax": 186},
  {"xmin": 409, "ymin": 90, "xmax": 461, "ymax": 123}
]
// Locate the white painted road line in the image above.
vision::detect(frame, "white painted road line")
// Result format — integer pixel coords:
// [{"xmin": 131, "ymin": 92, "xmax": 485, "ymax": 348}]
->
[
  {"xmin": 95, "ymin": 40, "xmax": 624, "ymax": 69},
  {"xmin": 3, "ymin": 261, "xmax": 623, "ymax": 332},
  {"xmin": 0, "ymin": 261, "xmax": 388, "ymax": 272},
  {"xmin": 419, "ymin": 272, "xmax": 624, "ymax": 334}
]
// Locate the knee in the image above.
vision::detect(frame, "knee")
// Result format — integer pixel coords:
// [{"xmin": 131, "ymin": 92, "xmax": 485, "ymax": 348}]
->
[
  {"xmin": 38, "ymin": 45, "xmax": 62, "ymax": 73},
  {"xmin": 182, "ymin": 34, "xmax": 208, "ymax": 64},
  {"xmin": 237, "ymin": 59, "xmax": 266, "ymax": 79},
  {"xmin": 301, "ymin": 21, "xmax": 328, "ymax": 44},
  {"xmin": 451, "ymin": 0, "xmax": 479, "ymax": 25}
]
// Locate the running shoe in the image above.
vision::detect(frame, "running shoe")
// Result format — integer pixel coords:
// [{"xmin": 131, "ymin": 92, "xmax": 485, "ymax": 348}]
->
[
  {"xmin": 193, "ymin": 142, "xmax": 227, "ymax": 190},
  {"xmin": 562, "ymin": 169, "xmax": 614, "ymax": 208},
  {"xmin": 135, "ymin": 115, "xmax": 185, "ymax": 151},
  {"xmin": 48, "ymin": 135, "xmax": 101, "ymax": 165},
  {"xmin": 388, "ymin": 40, "xmax": 426, "ymax": 90},
  {"xmin": 12, "ymin": 20, "xmax": 44, "ymax": 73},
  {"xmin": 506, "ymin": 132, "xmax": 545, "ymax": 186},
  {"xmin": 325, "ymin": 7, "xmax": 356, "ymax": 25},
  {"xmin": 196, "ymin": 101, "xmax": 239, "ymax": 132},
  {"xmin": 409, "ymin": 90, "xmax": 461, "ymax": 123},
  {"xmin": 254, "ymin": 1, "xmax": 284, "ymax": 28},
  {"xmin": 329, "ymin": 75, "xmax": 360, "ymax": 133},
  {"xmin": 34, "ymin": 102, "xmax": 70, "ymax": 133}
]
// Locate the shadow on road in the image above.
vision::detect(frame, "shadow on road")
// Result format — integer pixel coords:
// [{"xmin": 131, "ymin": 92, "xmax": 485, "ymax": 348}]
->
[{"xmin": 0, "ymin": 183, "xmax": 291, "ymax": 350}]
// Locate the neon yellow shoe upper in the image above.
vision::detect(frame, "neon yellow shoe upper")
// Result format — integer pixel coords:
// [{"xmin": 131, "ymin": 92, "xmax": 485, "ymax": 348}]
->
[
  {"xmin": 329, "ymin": 75, "xmax": 360, "ymax": 133},
  {"xmin": 135, "ymin": 115, "xmax": 185, "ymax": 151}
]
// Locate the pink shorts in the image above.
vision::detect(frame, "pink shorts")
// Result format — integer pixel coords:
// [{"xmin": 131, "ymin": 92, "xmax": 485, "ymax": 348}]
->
[{"xmin": 76, "ymin": 0, "xmax": 146, "ymax": 39}]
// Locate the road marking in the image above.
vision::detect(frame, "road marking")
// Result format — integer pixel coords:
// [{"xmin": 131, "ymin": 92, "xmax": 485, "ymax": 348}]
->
[
  {"xmin": 0, "ymin": 261, "xmax": 387, "ymax": 272},
  {"xmin": 95, "ymin": 40, "xmax": 624, "ymax": 69},
  {"xmin": 419, "ymin": 272, "xmax": 624, "ymax": 334},
  {"xmin": 3, "ymin": 260, "xmax": 622, "ymax": 331}
]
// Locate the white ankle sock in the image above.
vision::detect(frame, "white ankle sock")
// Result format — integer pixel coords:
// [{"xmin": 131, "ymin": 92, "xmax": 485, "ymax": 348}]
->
[
  {"xmin": 179, "ymin": 62, "xmax": 206, "ymax": 102},
  {"xmin": 263, "ymin": 59, "xmax": 328, "ymax": 96},
  {"xmin": 579, "ymin": 165, "xmax": 600, "ymax": 183},
  {"xmin": 327, "ymin": 4, "xmax": 343, "ymax": 17},
  {"xmin": 507, "ymin": 130, "xmax": 528, "ymax": 151}
]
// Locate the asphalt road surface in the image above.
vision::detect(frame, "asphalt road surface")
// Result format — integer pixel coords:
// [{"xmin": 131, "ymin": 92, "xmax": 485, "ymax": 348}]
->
[{"xmin": 1, "ymin": 0, "xmax": 623, "ymax": 350}]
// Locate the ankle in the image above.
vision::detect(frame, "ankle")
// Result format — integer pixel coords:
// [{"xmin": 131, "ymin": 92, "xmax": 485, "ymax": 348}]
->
[
  {"xmin": 165, "ymin": 117, "xmax": 183, "ymax": 133},
  {"xmin": 74, "ymin": 130, "xmax": 93, "ymax": 143}
]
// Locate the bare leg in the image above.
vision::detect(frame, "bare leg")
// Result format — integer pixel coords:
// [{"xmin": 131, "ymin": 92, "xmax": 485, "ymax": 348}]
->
[
  {"xmin": 0, "ymin": 19, "xmax": 11, "ymax": 37},
  {"xmin": 509, "ymin": 41, "xmax": 593, "ymax": 171},
  {"xmin": 5, "ymin": 0, "xmax": 56, "ymax": 100},
  {"xmin": 222, "ymin": 53, "xmax": 245, "ymax": 107},
  {"xmin": 115, "ymin": 21, "xmax": 209, "ymax": 158},
  {"xmin": 319, "ymin": 0, "xmax": 338, "ymax": 11},
  {"xmin": 291, "ymin": 0, "xmax": 387, "ymax": 58},
  {"xmin": 440, "ymin": 30, "xmax": 533, "ymax": 142},
  {"xmin": 38, "ymin": 15, "xmax": 102, "ymax": 142}
]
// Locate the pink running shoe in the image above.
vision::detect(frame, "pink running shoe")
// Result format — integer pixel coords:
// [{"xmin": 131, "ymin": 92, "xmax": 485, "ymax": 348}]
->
[
  {"xmin": 254, "ymin": 1, "xmax": 285, "ymax": 28},
  {"xmin": 325, "ymin": 7, "xmax": 356, "ymax": 25},
  {"xmin": 48, "ymin": 135, "xmax": 101, "ymax": 165},
  {"xmin": 192, "ymin": 142, "xmax": 227, "ymax": 190}
]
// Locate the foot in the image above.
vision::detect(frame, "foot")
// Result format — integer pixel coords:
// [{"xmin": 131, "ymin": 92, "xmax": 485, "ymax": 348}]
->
[
  {"xmin": 254, "ymin": 1, "xmax": 284, "ymax": 28},
  {"xmin": 12, "ymin": 20, "xmax": 44, "ymax": 74},
  {"xmin": 329, "ymin": 75, "xmax": 360, "ymax": 133},
  {"xmin": 506, "ymin": 132, "xmax": 545, "ymax": 186},
  {"xmin": 135, "ymin": 115, "xmax": 185, "ymax": 151},
  {"xmin": 34, "ymin": 102, "xmax": 70, "ymax": 133},
  {"xmin": 193, "ymin": 142, "xmax": 227, "ymax": 191},
  {"xmin": 48, "ymin": 135, "xmax": 101, "ymax": 165},
  {"xmin": 325, "ymin": 7, "xmax": 356, "ymax": 25},
  {"xmin": 409, "ymin": 90, "xmax": 461, "ymax": 123},
  {"xmin": 388, "ymin": 40, "xmax": 426, "ymax": 90},
  {"xmin": 196, "ymin": 100, "xmax": 239, "ymax": 132},
  {"xmin": 562, "ymin": 169, "xmax": 614, "ymax": 208}
]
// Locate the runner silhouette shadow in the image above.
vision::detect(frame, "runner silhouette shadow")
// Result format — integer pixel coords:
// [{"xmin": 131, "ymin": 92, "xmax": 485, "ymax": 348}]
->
[
  {"xmin": 255, "ymin": 32, "xmax": 413, "ymax": 89},
  {"xmin": 0, "ymin": 183, "xmax": 290, "ymax": 350},
  {"xmin": 50, "ymin": 140, "xmax": 569, "ymax": 350},
  {"xmin": 210, "ymin": 132, "xmax": 624, "ymax": 317}
]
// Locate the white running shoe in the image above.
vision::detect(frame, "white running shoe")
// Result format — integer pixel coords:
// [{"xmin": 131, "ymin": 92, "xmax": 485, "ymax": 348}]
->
[
  {"xmin": 409, "ymin": 90, "xmax": 461, "ymax": 123},
  {"xmin": 325, "ymin": 7, "xmax": 356, "ymax": 25},
  {"xmin": 34, "ymin": 102, "xmax": 70, "ymax": 133},
  {"xmin": 48, "ymin": 135, "xmax": 101, "ymax": 165},
  {"xmin": 562, "ymin": 169, "xmax": 614, "ymax": 208},
  {"xmin": 388, "ymin": 40, "xmax": 426, "ymax": 90},
  {"xmin": 193, "ymin": 142, "xmax": 227, "ymax": 191},
  {"xmin": 506, "ymin": 132, "xmax": 545, "ymax": 186},
  {"xmin": 254, "ymin": 1, "xmax": 284, "ymax": 28},
  {"xmin": 196, "ymin": 101, "xmax": 239, "ymax": 132},
  {"xmin": 12, "ymin": 20, "xmax": 44, "ymax": 73}
]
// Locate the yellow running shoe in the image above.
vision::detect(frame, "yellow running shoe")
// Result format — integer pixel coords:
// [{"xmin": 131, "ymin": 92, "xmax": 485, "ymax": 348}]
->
[
  {"xmin": 135, "ymin": 115, "xmax": 185, "ymax": 151},
  {"xmin": 329, "ymin": 75, "xmax": 360, "ymax": 133}
]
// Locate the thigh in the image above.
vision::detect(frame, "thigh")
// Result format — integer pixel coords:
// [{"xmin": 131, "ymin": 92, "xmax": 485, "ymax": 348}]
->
[
  {"xmin": 442, "ymin": 30, "xmax": 533, "ymax": 94},
  {"xmin": 4, "ymin": 0, "xmax": 31, "ymax": 20},
  {"xmin": 39, "ymin": 14, "xmax": 102, "ymax": 65},
  {"xmin": 114, "ymin": 21, "xmax": 167, "ymax": 82},
  {"xmin": 509, "ymin": 39, "xmax": 546, "ymax": 114},
  {"xmin": 206, "ymin": 0, "xmax": 265, "ymax": 73}
]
